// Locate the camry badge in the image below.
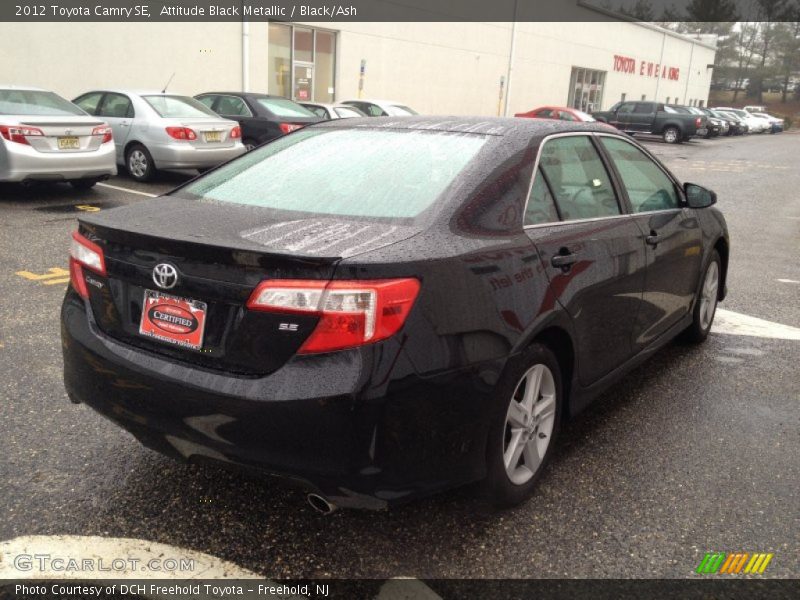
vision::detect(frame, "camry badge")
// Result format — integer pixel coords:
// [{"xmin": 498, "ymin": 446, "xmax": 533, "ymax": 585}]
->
[{"xmin": 152, "ymin": 263, "xmax": 179, "ymax": 290}]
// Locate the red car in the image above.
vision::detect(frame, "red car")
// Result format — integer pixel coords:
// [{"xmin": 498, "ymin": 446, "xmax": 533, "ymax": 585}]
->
[{"xmin": 515, "ymin": 106, "xmax": 595, "ymax": 122}]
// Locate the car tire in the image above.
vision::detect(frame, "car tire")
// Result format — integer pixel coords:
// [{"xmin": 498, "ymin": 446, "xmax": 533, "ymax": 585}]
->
[
  {"xmin": 243, "ymin": 138, "xmax": 258, "ymax": 152},
  {"xmin": 663, "ymin": 126, "xmax": 681, "ymax": 144},
  {"xmin": 483, "ymin": 343, "xmax": 563, "ymax": 508},
  {"xmin": 682, "ymin": 250, "xmax": 721, "ymax": 344},
  {"xmin": 126, "ymin": 144, "xmax": 156, "ymax": 182},
  {"xmin": 69, "ymin": 179, "xmax": 97, "ymax": 190}
]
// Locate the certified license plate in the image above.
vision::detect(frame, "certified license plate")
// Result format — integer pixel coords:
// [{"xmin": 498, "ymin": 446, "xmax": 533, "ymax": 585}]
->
[
  {"xmin": 58, "ymin": 136, "xmax": 80, "ymax": 150},
  {"xmin": 139, "ymin": 290, "xmax": 207, "ymax": 351},
  {"xmin": 203, "ymin": 131, "xmax": 222, "ymax": 143}
]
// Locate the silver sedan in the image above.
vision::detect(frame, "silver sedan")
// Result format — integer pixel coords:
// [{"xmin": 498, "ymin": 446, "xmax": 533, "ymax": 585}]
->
[
  {"xmin": 299, "ymin": 102, "xmax": 367, "ymax": 120},
  {"xmin": 0, "ymin": 86, "xmax": 116, "ymax": 189},
  {"xmin": 73, "ymin": 90, "xmax": 245, "ymax": 182}
]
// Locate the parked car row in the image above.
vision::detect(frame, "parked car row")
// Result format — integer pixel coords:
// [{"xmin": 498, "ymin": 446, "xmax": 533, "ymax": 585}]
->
[{"xmin": 1, "ymin": 84, "xmax": 420, "ymax": 186}]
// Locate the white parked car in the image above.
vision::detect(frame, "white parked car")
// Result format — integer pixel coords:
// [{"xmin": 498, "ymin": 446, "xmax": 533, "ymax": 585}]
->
[
  {"xmin": 751, "ymin": 112, "xmax": 784, "ymax": 133},
  {"xmin": 743, "ymin": 105, "xmax": 767, "ymax": 114},
  {"xmin": 0, "ymin": 85, "xmax": 116, "ymax": 188},
  {"xmin": 73, "ymin": 90, "xmax": 246, "ymax": 182},
  {"xmin": 715, "ymin": 108, "xmax": 770, "ymax": 134},
  {"xmin": 340, "ymin": 99, "xmax": 418, "ymax": 117}
]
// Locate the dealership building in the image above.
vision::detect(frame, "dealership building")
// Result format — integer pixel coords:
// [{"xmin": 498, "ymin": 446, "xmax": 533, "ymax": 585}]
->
[{"xmin": 2, "ymin": 18, "xmax": 716, "ymax": 116}]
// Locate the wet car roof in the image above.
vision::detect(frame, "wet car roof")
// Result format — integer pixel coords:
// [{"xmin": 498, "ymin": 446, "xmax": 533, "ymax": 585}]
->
[{"xmin": 313, "ymin": 115, "xmax": 614, "ymax": 139}]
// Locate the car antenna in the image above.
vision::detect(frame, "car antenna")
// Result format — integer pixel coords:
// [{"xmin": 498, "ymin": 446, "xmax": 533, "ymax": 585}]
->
[{"xmin": 161, "ymin": 73, "xmax": 176, "ymax": 94}]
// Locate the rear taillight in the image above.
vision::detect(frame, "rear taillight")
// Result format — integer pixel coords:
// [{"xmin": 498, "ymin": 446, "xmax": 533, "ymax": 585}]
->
[
  {"xmin": 246, "ymin": 278, "xmax": 421, "ymax": 354},
  {"xmin": 279, "ymin": 123, "xmax": 302, "ymax": 134},
  {"xmin": 69, "ymin": 231, "xmax": 106, "ymax": 299},
  {"xmin": 0, "ymin": 124, "xmax": 44, "ymax": 145},
  {"xmin": 696, "ymin": 117, "xmax": 702, "ymax": 127},
  {"xmin": 230, "ymin": 126, "xmax": 242, "ymax": 139},
  {"xmin": 92, "ymin": 125, "xmax": 113, "ymax": 144},
  {"xmin": 166, "ymin": 126, "xmax": 197, "ymax": 141}
]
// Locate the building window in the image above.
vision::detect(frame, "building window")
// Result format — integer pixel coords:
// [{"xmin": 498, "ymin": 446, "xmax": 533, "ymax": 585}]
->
[
  {"xmin": 665, "ymin": 97, "xmax": 670, "ymax": 104},
  {"xmin": 698, "ymin": 99, "xmax": 704, "ymax": 107},
  {"xmin": 620, "ymin": 93, "xmax": 627, "ymax": 102},
  {"xmin": 674, "ymin": 97, "xmax": 680, "ymax": 104},
  {"xmin": 568, "ymin": 67, "xmax": 606, "ymax": 113},
  {"xmin": 641, "ymin": 94, "xmax": 646, "ymax": 101},
  {"xmin": 268, "ymin": 23, "xmax": 336, "ymax": 103}
]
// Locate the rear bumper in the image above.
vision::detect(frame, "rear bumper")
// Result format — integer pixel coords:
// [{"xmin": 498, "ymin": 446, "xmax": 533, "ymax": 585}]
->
[
  {"xmin": 61, "ymin": 290, "xmax": 495, "ymax": 509},
  {"xmin": 0, "ymin": 140, "xmax": 117, "ymax": 182},
  {"xmin": 149, "ymin": 142, "xmax": 246, "ymax": 169}
]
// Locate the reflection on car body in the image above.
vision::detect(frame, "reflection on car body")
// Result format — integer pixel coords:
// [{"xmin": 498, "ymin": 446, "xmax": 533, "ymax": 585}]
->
[{"xmin": 61, "ymin": 117, "xmax": 729, "ymax": 511}]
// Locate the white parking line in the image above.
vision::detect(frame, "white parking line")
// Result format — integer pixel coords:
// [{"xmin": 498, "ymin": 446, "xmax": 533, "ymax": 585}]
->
[
  {"xmin": 97, "ymin": 182, "xmax": 158, "ymax": 198},
  {"xmin": 777, "ymin": 278, "xmax": 800, "ymax": 284},
  {"xmin": 712, "ymin": 309, "xmax": 800, "ymax": 341}
]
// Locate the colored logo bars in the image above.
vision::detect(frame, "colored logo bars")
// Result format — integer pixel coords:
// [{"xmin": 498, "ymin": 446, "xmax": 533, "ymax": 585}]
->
[{"xmin": 696, "ymin": 552, "xmax": 774, "ymax": 574}]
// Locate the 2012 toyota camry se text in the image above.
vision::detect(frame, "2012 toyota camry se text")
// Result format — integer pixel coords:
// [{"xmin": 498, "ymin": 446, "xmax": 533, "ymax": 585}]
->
[{"xmin": 61, "ymin": 117, "xmax": 729, "ymax": 511}]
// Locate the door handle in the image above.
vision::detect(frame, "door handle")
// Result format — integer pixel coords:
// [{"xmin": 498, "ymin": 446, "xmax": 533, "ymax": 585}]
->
[
  {"xmin": 120, "ymin": 121, "xmax": 129, "ymax": 127},
  {"xmin": 551, "ymin": 253, "xmax": 578, "ymax": 269},
  {"xmin": 646, "ymin": 231, "xmax": 661, "ymax": 246}
]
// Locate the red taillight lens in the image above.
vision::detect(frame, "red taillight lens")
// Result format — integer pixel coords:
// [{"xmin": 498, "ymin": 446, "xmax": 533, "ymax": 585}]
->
[
  {"xmin": 0, "ymin": 124, "xmax": 44, "ymax": 145},
  {"xmin": 279, "ymin": 123, "xmax": 302, "ymax": 134},
  {"xmin": 230, "ymin": 126, "xmax": 242, "ymax": 139},
  {"xmin": 246, "ymin": 278, "xmax": 421, "ymax": 354},
  {"xmin": 696, "ymin": 117, "xmax": 702, "ymax": 127},
  {"xmin": 92, "ymin": 125, "xmax": 113, "ymax": 144},
  {"xmin": 69, "ymin": 231, "xmax": 106, "ymax": 298},
  {"xmin": 165, "ymin": 126, "xmax": 197, "ymax": 141}
]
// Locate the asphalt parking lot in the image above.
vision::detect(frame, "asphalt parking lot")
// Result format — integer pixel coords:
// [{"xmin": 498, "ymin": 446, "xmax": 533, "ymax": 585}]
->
[{"xmin": 1, "ymin": 132, "xmax": 798, "ymax": 581}]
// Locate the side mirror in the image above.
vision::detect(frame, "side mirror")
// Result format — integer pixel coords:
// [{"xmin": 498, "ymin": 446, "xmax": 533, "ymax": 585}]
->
[{"xmin": 684, "ymin": 183, "xmax": 717, "ymax": 208}]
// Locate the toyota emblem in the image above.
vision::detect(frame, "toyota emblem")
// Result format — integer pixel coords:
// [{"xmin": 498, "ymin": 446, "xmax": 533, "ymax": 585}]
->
[{"xmin": 152, "ymin": 263, "xmax": 179, "ymax": 289}]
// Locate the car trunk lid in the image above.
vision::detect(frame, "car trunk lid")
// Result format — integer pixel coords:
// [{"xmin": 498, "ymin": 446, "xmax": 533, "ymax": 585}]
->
[
  {"xmin": 76, "ymin": 197, "xmax": 420, "ymax": 375},
  {"xmin": 13, "ymin": 116, "xmax": 106, "ymax": 153}
]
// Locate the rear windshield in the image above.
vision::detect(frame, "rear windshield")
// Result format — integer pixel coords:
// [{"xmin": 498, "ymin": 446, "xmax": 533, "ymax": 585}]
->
[
  {"xmin": 178, "ymin": 128, "xmax": 487, "ymax": 219},
  {"xmin": 0, "ymin": 89, "xmax": 85, "ymax": 116},
  {"xmin": 143, "ymin": 95, "xmax": 218, "ymax": 118},
  {"xmin": 255, "ymin": 97, "xmax": 317, "ymax": 118}
]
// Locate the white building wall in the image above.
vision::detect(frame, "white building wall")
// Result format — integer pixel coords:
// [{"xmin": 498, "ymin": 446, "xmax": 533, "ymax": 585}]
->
[{"xmin": 0, "ymin": 21, "xmax": 714, "ymax": 113}]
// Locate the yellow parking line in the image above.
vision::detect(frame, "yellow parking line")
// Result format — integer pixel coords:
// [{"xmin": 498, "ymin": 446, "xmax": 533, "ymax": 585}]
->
[
  {"xmin": 42, "ymin": 278, "xmax": 71, "ymax": 285},
  {"xmin": 15, "ymin": 268, "xmax": 69, "ymax": 281}
]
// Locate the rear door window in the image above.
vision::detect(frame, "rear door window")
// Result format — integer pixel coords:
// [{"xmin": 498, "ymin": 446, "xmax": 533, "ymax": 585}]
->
[
  {"xmin": 217, "ymin": 95, "xmax": 252, "ymax": 117},
  {"xmin": 524, "ymin": 168, "xmax": 560, "ymax": 226},
  {"xmin": 600, "ymin": 137, "xmax": 680, "ymax": 213},
  {"xmin": 98, "ymin": 93, "xmax": 133, "ymax": 119},
  {"xmin": 538, "ymin": 136, "xmax": 621, "ymax": 221},
  {"xmin": 74, "ymin": 92, "xmax": 104, "ymax": 115}
]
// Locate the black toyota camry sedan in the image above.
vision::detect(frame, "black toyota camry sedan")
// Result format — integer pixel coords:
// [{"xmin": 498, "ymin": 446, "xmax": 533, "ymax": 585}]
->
[{"xmin": 62, "ymin": 117, "xmax": 729, "ymax": 511}]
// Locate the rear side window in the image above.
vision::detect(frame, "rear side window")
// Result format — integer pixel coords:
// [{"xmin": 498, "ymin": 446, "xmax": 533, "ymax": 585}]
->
[
  {"xmin": 255, "ymin": 97, "xmax": 316, "ymax": 118},
  {"xmin": 143, "ymin": 95, "xmax": 217, "ymax": 118},
  {"xmin": 334, "ymin": 107, "xmax": 362, "ymax": 118},
  {"xmin": 0, "ymin": 89, "xmax": 85, "ymax": 116},
  {"xmin": 99, "ymin": 93, "xmax": 133, "ymax": 119},
  {"xmin": 217, "ymin": 96, "xmax": 251, "ymax": 117},
  {"xmin": 538, "ymin": 136, "xmax": 620, "ymax": 221},
  {"xmin": 600, "ymin": 137, "xmax": 680, "ymax": 213},
  {"xmin": 536, "ymin": 109, "xmax": 554, "ymax": 118},
  {"xmin": 74, "ymin": 92, "xmax": 104, "ymax": 115},
  {"xmin": 524, "ymin": 168, "xmax": 560, "ymax": 226},
  {"xmin": 180, "ymin": 128, "xmax": 487, "ymax": 220},
  {"xmin": 633, "ymin": 103, "xmax": 655, "ymax": 114}
]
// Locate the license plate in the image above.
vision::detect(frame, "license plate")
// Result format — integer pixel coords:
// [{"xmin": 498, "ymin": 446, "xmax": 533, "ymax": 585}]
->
[
  {"xmin": 58, "ymin": 136, "xmax": 80, "ymax": 150},
  {"xmin": 203, "ymin": 131, "xmax": 222, "ymax": 143},
  {"xmin": 139, "ymin": 290, "xmax": 207, "ymax": 351}
]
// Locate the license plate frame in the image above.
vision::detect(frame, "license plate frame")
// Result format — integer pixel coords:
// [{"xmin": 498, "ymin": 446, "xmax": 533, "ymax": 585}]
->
[
  {"xmin": 203, "ymin": 131, "xmax": 222, "ymax": 143},
  {"xmin": 58, "ymin": 136, "xmax": 80, "ymax": 150},
  {"xmin": 138, "ymin": 289, "xmax": 207, "ymax": 352}
]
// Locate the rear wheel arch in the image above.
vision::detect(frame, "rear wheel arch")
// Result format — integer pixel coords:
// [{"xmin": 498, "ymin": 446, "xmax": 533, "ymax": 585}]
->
[
  {"xmin": 713, "ymin": 237, "xmax": 729, "ymax": 301},
  {"xmin": 530, "ymin": 327, "xmax": 575, "ymax": 420}
]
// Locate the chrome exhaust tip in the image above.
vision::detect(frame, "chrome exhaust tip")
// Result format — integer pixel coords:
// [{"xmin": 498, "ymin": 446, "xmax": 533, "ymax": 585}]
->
[{"xmin": 307, "ymin": 493, "xmax": 337, "ymax": 515}]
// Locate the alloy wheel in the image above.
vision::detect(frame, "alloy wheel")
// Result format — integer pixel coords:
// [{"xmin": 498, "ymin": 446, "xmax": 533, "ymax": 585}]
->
[
  {"xmin": 129, "ymin": 150, "xmax": 148, "ymax": 179},
  {"xmin": 503, "ymin": 364, "xmax": 557, "ymax": 485},
  {"xmin": 699, "ymin": 261, "xmax": 719, "ymax": 330}
]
